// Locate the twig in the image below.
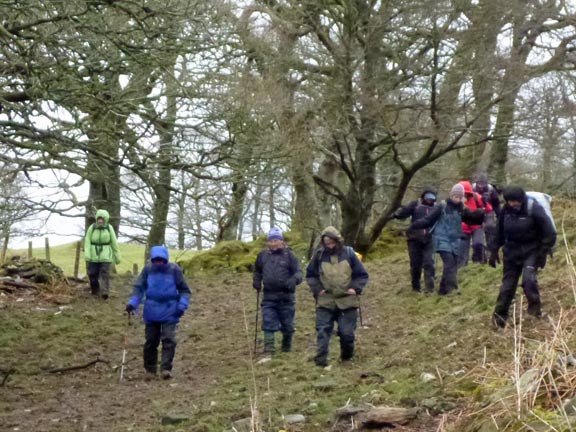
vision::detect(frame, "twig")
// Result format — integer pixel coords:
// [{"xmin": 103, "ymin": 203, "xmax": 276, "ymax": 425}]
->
[
  {"xmin": 47, "ymin": 358, "xmax": 110, "ymax": 374},
  {"xmin": 0, "ymin": 368, "xmax": 15, "ymax": 386}
]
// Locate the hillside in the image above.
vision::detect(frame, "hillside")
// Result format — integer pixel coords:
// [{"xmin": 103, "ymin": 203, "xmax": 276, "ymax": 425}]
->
[{"xmin": 1, "ymin": 203, "xmax": 576, "ymax": 431}]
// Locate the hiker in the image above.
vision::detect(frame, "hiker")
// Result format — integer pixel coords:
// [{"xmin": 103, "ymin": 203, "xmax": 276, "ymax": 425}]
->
[
  {"xmin": 253, "ymin": 227, "xmax": 302, "ymax": 355},
  {"xmin": 393, "ymin": 188, "xmax": 437, "ymax": 293},
  {"xmin": 473, "ymin": 173, "xmax": 501, "ymax": 217},
  {"xmin": 125, "ymin": 246, "xmax": 191, "ymax": 380},
  {"xmin": 409, "ymin": 184, "xmax": 484, "ymax": 295},
  {"xmin": 489, "ymin": 186, "xmax": 556, "ymax": 328},
  {"xmin": 458, "ymin": 181, "xmax": 493, "ymax": 268},
  {"xmin": 306, "ymin": 226, "xmax": 369, "ymax": 367},
  {"xmin": 84, "ymin": 209, "xmax": 121, "ymax": 299}
]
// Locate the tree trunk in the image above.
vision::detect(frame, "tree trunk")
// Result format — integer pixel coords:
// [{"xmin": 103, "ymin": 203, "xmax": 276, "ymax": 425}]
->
[{"xmin": 217, "ymin": 179, "xmax": 249, "ymax": 241}]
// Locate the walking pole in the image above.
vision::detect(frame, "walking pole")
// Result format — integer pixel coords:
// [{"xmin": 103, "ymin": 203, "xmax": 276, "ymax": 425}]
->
[
  {"xmin": 120, "ymin": 312, "xmax": 132, "ymax": 383},
  {"xmin": 358, "ymin": 296, "xmax": 365, "ymax": 327},
  {"xmin": 253, "ymin": 290, "xmax": 260, "ymax": 354}
]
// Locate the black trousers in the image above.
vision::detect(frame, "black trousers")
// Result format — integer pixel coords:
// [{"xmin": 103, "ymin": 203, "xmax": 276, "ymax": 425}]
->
[
  {"xmin": 87, "ymin": 262, "xmax": 110, "ymax": 295},
  {"xmin": 144, "ymin": 322, "xmax": 177, "ymax": 373},
  {"xmin": 438, "ymin": 251, "xmax": 458, "ymax": 295},
  {"xmin": 315, "ymin": 307, "xmax": 358, "ymax": 366},
  {"xmin": 494, "ymin": 252, "xmax": 541, "ymax": 321},
  {"xmin": 407, "ymin": 239, "xmax": 435, "ymax": 292}
]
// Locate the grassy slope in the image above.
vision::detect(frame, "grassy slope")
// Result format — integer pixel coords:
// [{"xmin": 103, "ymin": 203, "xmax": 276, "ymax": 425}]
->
[{"xmin": 1, "ymin": 207, "xmax": 576, "ymax": 431}]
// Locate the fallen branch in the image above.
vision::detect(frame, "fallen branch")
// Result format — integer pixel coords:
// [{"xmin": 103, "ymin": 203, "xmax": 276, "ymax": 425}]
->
[
  {"xmin": 0, "ymin": 368, "xmax": 15, "ymax": 386},
  {"xmin": 4, "ymin": 280, "xmax": 38, "ymax": 289},
  {"xmin": 47, "ymin": 358, "xmax": 110, "ymax": 374}
]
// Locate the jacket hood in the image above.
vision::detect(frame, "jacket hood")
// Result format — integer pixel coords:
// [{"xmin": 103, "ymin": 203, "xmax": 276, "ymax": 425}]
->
[
  {"xmin": 95, "ymin": 209, "xmax": 110, "ymax": 224},
  {"xmin": 458, "ymin": 181, "xmax": 474, "ymax": 195},
  {"xmin": 321, "ymin": 226, "xmax": 343, "ymax": 243},
  {"xmin": 150, "ymin": 246, "xmax": 169, "ymax": 262},
  {"xmin": 503, "ymin": 186, "xmax": 526, "ymax": 203}
]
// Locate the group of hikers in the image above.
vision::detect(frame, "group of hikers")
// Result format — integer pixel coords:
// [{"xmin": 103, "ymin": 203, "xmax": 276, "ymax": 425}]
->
[{"xmin": 84, "ymin": 173, "xmax": 557, "ymax": 378}]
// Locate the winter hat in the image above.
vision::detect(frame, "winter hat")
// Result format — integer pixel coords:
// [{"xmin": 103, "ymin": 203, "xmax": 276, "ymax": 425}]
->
[
  {"xmin": 450, "ymin": 183, "xmax": 465, "ymax": 198},
  {"xmin": 423, "ymin": 192, "xmax": 436, "ymax": 201},
  {"xmin": 267, "ymin": 227, "xmax": 284, "ymax": 241},
  {"xmin": 503, "ymin": 185, "xmax": 526, "ymax": 202}
]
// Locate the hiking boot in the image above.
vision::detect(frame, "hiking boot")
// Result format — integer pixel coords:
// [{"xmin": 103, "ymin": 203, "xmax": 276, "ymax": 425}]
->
[
  {"xmin": 263, "ymin": 331, "xmax": 276, "ymax": 355},
  {"xmin": 492, "ymin": 313, "xmax": 507, "ymax": 329},
  {"xmin": 144, "ymin": 371, "xmax": 156, "ymax": 382},
  {"xmin": 281, "ymin": 334, "xmax": 292, "ymax": 353},
  {"xmin": 161, "ymin": 370, "xmax": 172, "ymax": 380}
]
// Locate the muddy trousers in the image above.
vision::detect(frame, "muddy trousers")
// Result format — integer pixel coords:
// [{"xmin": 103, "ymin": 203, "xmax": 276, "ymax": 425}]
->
[
  {"xmin": 144, "ymin": 322, "xmax": 177, "ymax": 373},
  {"xmin": 315, "ymin": 307, "xmax": 358, "ymax": 366},
  {"xmin": 87, "ymin": 262, "xmax": 110, "ymax": 295},
  {"xmin": 493, "ymin": 253, "xmax": 541, "ymax": 325},
  {"xmin": 438, "ymin": 251, "xmax": 458, "ymax": 295},
  {"xmin": 407, "ymin": 239, "xmax": 435, "ymax": 292}
]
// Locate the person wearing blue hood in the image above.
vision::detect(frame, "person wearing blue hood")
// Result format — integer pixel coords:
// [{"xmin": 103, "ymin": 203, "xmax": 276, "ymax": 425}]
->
[{"xmin": 126, "ymin": 246, "xmax": 191, "ymax": 380}]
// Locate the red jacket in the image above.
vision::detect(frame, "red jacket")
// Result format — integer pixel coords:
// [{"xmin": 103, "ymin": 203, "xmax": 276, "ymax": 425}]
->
[{"xmin": 459, "ymin": 181, "xmax": 493, "ymax": 234}]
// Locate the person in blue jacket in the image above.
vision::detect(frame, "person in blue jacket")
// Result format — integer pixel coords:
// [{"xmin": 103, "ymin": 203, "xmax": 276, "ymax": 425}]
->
[
  {"xmin": 126, "ymin": 246, "xmax": 191, "ymax": 380},
  {"xmin": 253, "ymin": 227, "xmax": 302, "ymax": 355}
]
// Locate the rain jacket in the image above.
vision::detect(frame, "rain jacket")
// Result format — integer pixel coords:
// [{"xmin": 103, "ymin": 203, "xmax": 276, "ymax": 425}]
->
[
  {"xmin": 253, "ymin": 246, "xmax": 303, "ymax": 300},
  {"xmin": 411, "ymin": 199, "xmax": 484, "ymax": 255},
  {"xmin": 306, "ymin": 227, "xmax": 369, "ymax": 310},
  {"xmin": 128, "ymin": 246, "xmax": 191, "ymax": 324},
  {"xmin": 460, "ymin": 181, "xmax": 493, "ymax": 234},
  {"xmin": 393, "ymin": 188, "xmax": 437, "ymax": 242},
  {"xmin": 84, "ymin": 209, "xmax": 121, "ymax": 264}
]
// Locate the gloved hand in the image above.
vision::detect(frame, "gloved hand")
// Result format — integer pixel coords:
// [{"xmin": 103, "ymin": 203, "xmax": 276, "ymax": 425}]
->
[
  {"xmin": 286, "ymin": 277, "xmax": 297, "ymax": 292},
  {"xmin": 125, "ymin": 304, "xmax": 135, "ymax": 316},
  {"xmin": 488, "ymin": 250, "xmax": 500, "ymax": 268},
  {"xmin": 253, "ymin": 284, "xmax": 261, "ymax": 292},
  {"xmin": 536, "ymin": 248, "xmax": 551, "ymax": 269}
]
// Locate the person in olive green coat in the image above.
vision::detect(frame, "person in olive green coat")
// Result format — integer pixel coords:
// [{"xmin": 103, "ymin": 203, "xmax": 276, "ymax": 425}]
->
[
  {"xmin": 84, "ymin": 209, "xmax": 121, "ymax": 299},
  {"xmin": 306, "ymin": 227, "xmax": 369, "ymax": 367}
]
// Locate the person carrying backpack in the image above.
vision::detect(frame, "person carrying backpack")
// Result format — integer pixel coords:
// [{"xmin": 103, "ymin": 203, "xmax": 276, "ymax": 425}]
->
[
  {"xmin": 393, "ymin": 188, "xmax": 437, "ymax": 293},
  {"xmin": 306, "ymin": 226, "xmax": 369, "ymax": 367},
  {"xmin": 489, "ymin": 186, "xmax": 557, "ymax": 328},
  {"xmin": 253, "ymin": 227, "xmax": 302, "ymax": 356},
  {"xmin": 458, "ymin": 181, "xmax": 493, "ymax": 268},
  {"xmin": 84, "ymin": 209, "xmax": 121, "ymax": 299},
  {"xmin": 410, "ymin": 184, "xmax": 484, "ymax": 295},
  {"xmin": 125, "ymin": 246, "xmax": 191, "ymax": 380},
  {"xmin": 473, "ymin": 173, "xmax": 501, "ymax": 217}
]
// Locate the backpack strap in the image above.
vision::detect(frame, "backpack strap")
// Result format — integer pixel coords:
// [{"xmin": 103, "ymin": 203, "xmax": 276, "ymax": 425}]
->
[{"xmin": 527, "ymin": 198, "xmax": 534, "ymax": 217}]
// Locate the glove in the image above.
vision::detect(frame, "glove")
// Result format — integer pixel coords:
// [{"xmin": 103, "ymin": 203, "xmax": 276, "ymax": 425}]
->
[
  {"xmin": 125, "ymin": 304, "xmax": 135, "ymax": 315},
  {"xmin": 286, "ymin": 277, "xmax": 297, "ymax": 292},
  {"xmin": 488, "ymin": 250, "xmax": 500, "ymax": 268}
]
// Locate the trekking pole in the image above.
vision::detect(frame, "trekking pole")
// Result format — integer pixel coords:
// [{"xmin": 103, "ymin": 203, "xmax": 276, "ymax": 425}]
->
[
  {"xmin": 253, "ymin": 290, "xmax": 260, "ymax": 354},
  {"xmin": 119, "ymin": 312, "xmax": 132, "ymax": 383},
  {"xmin": 358, "ymin": 296, "xmax": 365, "ymax": 327}
]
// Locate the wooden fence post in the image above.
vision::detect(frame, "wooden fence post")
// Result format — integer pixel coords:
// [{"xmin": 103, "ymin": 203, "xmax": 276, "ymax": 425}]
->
[
  {"xmin": 28, "ymin": 241, "xmax": 33, "ymax": 259},
  {"xmin": 74, "ymin": 241, "xmax": 81, "ymax": 279},
  {"xmin": 132, "ymin": 263, "xmax": 139, "ymax": 276},
  {"xmin": 45, "ymin": 237, "xmax": 50, "ymax": 262}
]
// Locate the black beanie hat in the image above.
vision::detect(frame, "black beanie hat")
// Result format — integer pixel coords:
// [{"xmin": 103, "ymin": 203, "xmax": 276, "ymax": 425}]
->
[{"xmin": 503, "ymin": 185, "xmax": 526, "ymax": 202}]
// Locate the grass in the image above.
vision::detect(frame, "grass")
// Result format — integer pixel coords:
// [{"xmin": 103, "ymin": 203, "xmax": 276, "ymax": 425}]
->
[{"xmin": 2, "ymin": 202, "xmax": 576, "ymax": 431}]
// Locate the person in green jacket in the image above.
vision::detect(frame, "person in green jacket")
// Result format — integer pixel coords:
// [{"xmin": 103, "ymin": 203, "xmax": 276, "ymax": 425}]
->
[{"xmin": 84, "ymin": 209, "xmax": 121, "ymax": 299}]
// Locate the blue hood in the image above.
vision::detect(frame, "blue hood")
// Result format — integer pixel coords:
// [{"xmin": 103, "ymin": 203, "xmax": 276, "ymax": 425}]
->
[{"xmin": 150, "ymin": 246, "xmax": 169, "ymax": 262}]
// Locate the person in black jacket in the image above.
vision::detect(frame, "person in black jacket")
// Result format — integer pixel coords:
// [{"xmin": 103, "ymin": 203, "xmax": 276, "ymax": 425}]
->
[
  {"xmin": 253, "ymin": 227, "xmax": 302, "ymax": 355},
  {"xmin": 393, "ymin": 188, "xmax": 437, "ymax": 293},
  {"xmin": 489, "ymin": 186, "xmax": 557, "ymax": 328},
  {"xmin": 410, "ymin": 184, "xmax": 484, "ymax": 295}
]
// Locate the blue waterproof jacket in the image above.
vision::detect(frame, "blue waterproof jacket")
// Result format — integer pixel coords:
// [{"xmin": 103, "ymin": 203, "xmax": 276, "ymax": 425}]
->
[{"xmin": 128, "ymin": 246, "xmax": 191, "ymax": 323}]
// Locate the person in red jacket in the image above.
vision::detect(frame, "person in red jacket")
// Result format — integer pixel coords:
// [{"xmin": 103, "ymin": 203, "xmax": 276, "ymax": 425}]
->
[{"xmin": 458, "ymin": 181, "xmax": 493, "ymax": 268}]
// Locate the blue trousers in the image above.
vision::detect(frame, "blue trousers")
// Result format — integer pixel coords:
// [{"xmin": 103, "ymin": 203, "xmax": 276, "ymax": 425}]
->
[
  {"xmin": 315, "ymin": 307, "xmax": 358, "ymax": 366},
  {"xmin": 261, "ymin": 298, "xmax": 295, "ymax": 336}
]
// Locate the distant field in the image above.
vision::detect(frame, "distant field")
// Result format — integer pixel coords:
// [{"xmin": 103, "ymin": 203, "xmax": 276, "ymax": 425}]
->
[{"xmin": 8, "ymin": 242, "xmax": 197, "ymax": 277}]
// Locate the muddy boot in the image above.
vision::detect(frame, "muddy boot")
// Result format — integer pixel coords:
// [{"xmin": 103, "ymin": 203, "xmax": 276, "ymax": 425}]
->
[
  {"xmin": 263, "ymin": 331, "xmax": 276, "ymax": 355},
  {"xmin": 281, "ymin": 333, "xmax": 293, "ymax": 353}
]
